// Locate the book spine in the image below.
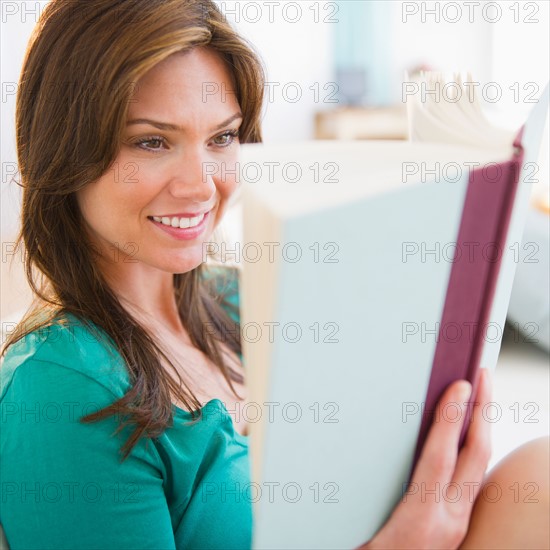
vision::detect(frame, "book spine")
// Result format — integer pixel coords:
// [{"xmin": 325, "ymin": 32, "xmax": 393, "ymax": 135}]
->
[{"xmin": 411, "ymin": 133, "xmax": 525, "ymax": 476}]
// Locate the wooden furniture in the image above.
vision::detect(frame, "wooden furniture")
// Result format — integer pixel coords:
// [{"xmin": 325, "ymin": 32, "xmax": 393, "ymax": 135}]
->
[{"xmin": 315, "ymin": 105, "xmax": 409, "ymax": 141}]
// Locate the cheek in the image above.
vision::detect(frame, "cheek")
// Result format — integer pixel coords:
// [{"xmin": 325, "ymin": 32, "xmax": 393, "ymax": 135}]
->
[
  {"xmin": 211, "ymin": 172, "xmax": 238, "ymax": 231},
  {"xmin": 76, "ymin": 181, "xmax": 106, "ymax": 231},
  {"xmin": 216, "ymin": 149, "xmax": 241, "ymax": 198},
  {"xmin": 214, "ymin": 170, "xmax": 239, "ymax": 222},
  {"xmin": 75, "ymin": 170, "xmax": 133, "ymax": 235},
  {"xmin": 216, "ymin": 172, "xmax": 239, "ymax": 199}
]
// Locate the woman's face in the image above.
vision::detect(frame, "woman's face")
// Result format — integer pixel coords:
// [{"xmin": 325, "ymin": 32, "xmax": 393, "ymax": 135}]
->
[{"xmin": 76, "ymin": 47, "xmax": 242, "ymax": 275}]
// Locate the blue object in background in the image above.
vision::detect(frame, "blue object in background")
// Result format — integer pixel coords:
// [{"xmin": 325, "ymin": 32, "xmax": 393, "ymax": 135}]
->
[
  {"xmin": 334, "ymin": 1, "xmax": 392, "ymax": 106},
  {"xmin": 507, "ymin": 207, "xmax": 550, "ymax": 353}
]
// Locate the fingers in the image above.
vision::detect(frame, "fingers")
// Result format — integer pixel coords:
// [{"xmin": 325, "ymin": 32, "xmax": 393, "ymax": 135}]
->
[
  {"xmin": 451, "ymin": 368, "xmax": 493, "ymax": 501},
  {"xmin": 411, "ymin": 378, "xmax": 473, "ymax": 488},
  {"xmin": 372, "ymin": 372, "xmax": 492, "ymax": 550}
]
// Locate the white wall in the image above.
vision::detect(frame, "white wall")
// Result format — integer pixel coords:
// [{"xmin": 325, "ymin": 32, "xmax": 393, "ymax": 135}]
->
[
  {"xmin": 215, "ymin": 1, "xmax": 335, "ymax": 143},
  {"xmin": 1, "ymin": 1, "xmax": 49, "ymax": 237},
  {"xmin": 491, "ymin": 0, "xmax": 550, "ymax": 127},
  {"xmin": 388, "ymin": 1, "xmax": 494, "ymax": 100}
]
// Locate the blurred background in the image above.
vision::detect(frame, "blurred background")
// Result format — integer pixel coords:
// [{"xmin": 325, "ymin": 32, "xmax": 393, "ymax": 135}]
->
[{"xmin": 1, "ymin": 1, "xmax": 549, "ymax": 467}]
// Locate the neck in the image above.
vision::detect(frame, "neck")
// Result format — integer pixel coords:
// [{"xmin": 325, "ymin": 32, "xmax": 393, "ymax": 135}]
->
[{"xmin": 100, "ymin": 260, "xmax": 189, "ymax": 337}]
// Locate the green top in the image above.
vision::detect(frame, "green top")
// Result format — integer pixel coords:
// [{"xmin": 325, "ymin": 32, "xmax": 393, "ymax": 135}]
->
[{"xmin": 0, "ymin": 267, "xmax": 251, "ymax": 550}]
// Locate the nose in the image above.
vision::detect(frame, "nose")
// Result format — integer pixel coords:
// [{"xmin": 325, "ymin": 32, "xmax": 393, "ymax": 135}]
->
[{"xmin": 167, "ymin": 147, "xmax": 217, "ymax": 203}]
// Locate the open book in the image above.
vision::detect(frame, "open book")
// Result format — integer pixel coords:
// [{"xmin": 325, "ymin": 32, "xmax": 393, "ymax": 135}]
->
[{"xmin": 239, "ymin": 78, "xmax": 549, "ymax": 550}]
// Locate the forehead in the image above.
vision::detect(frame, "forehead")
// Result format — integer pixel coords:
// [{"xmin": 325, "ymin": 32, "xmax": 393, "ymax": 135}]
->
[{"xmin": 127, "ymin": 48, "xmax": 240, "ymax": 125}]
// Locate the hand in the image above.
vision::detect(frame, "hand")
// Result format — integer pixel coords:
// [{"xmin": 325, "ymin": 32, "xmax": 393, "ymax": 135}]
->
[{"xmin": 358, "ymin": 368, "xmax": 492, "ymax": 550}]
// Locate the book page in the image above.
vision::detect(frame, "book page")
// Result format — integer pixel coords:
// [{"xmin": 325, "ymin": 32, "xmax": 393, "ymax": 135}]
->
[
  {"xmin": 240, "ymin": 140, "xmax": 512, "ymax": 220},
  {"xmin": 407, "ymin": 72, "xmax": 516, "ymax": 149}
]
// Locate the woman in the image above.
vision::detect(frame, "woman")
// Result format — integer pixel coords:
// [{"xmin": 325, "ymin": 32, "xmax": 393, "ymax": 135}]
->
[{"xmin": 1, "ymin": 1, "xmax": 548, "ymax": 548}]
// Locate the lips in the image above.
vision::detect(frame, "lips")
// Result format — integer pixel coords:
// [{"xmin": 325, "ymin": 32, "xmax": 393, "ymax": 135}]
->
[{"xmin": 148, "ymin": 210, "xmax": 211, "ymax": 241}]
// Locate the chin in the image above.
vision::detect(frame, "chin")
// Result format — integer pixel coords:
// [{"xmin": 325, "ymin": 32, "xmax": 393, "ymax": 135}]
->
[{"xmin": 163, "ymin": 251, "xmax": 205, "ymax": 275}]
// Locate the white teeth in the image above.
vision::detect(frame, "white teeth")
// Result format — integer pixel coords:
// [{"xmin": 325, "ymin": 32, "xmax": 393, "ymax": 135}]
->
[
  {"xmin": 153, "ymin": 213, "xmax": 206, "ymax": 229},
  {"xmin": 192, "ymin": 214, "xmax": 205, "ymax": 227}
]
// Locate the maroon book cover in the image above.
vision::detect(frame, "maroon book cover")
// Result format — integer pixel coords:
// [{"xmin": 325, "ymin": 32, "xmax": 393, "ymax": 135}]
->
[{"xmin": 411, "ymin": 128, "xmax": 526, "ymax": 475}]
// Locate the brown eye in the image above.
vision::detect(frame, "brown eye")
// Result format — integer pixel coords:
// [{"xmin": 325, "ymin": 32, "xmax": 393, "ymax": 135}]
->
[
  {"xmin": 146, "ymin": 139, "xmax": 163, "ymax": 149},
  {"xmin": 213, "ymin": 130, "xmax": 239, "ymax": 147},
  {"xmin": 134, "ymin": 136, "xmax": 166, "ymax": 151}
]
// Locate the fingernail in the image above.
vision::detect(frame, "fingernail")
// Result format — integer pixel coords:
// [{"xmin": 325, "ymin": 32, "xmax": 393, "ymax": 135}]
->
[{"xmin": 459, "ymin": 381, "xmax": 472, "ymax": 402}]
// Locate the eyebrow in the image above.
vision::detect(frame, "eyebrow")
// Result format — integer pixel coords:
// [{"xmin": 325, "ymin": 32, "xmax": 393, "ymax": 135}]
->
[{"xmin": 126, "ymin": 113, "xmax": 243, "ymax": 132}]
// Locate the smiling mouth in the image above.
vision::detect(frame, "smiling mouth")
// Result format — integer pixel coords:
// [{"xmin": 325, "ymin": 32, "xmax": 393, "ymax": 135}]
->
[{"xmin": 148, "ymin": 213, "xmax": 207, "ymax": 229}]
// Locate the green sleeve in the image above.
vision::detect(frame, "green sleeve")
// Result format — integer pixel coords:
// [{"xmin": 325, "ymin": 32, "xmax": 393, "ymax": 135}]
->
[{"xmin": 0, "ymin": 358, "xmax": 176, "ymax": 550}]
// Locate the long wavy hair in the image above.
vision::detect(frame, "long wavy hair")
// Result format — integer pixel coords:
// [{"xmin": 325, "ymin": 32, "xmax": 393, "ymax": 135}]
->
[{"xmin": 3, "ymin": 0, "xmax": 264, "ymax": 460}]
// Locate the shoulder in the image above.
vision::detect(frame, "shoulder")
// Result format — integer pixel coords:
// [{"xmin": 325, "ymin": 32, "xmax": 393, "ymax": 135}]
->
[
  {"xmin": 1, "ymin": 313, "xmax": 131, "ymax": 403},
  {"xmin": 0, "ymin": 318, "xmax": 170, "ymax": 550}
]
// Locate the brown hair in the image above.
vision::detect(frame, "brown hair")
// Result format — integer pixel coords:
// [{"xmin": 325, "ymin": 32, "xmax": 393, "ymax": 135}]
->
[{"xmin": 4, "ymin": 0, "xmax": 264, "ymax": 460}]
